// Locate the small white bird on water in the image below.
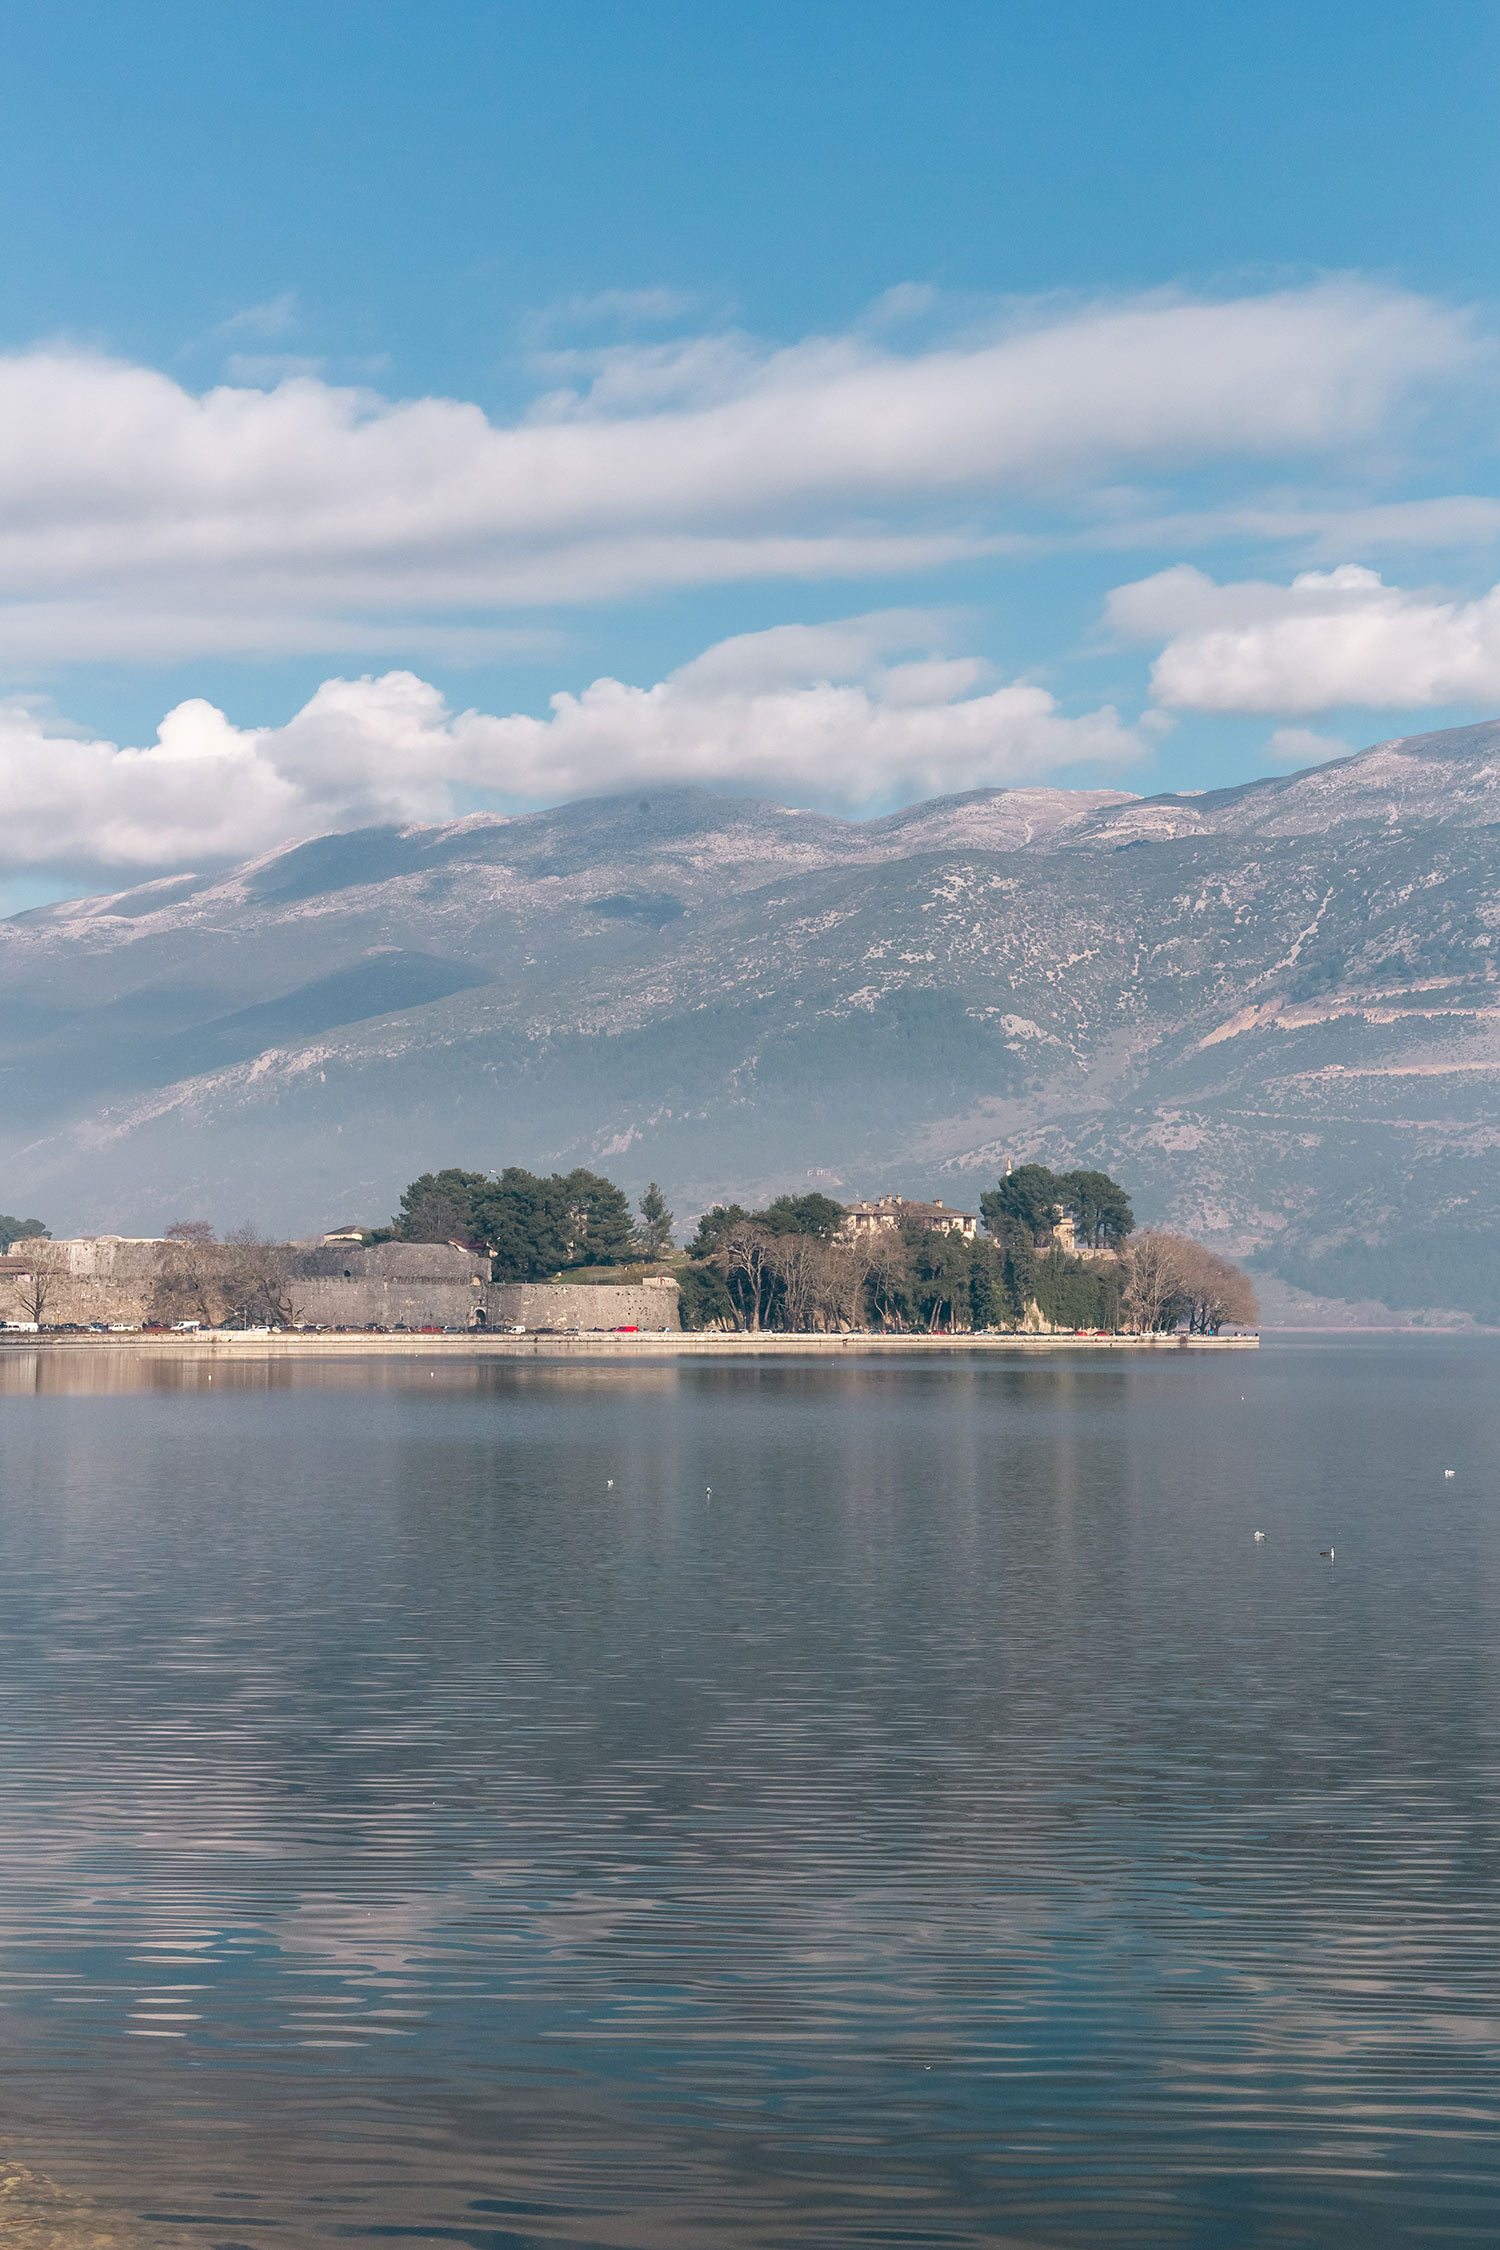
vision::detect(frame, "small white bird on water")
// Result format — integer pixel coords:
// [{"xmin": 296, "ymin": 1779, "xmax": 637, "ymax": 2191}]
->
[
  {"xmin": 706, "ymin": 1485, "xmax": 713, "ymax": 1499},
  {"xmin": 606, "ymin": 1479, "xmax": 614, "ymax": 1489},
  {"xmin": 1253, "ymin": 1531, "xmax": 1267, "ymax": 1541},
  {"xmin": 1445, "ymin": 1469, "xmax": 1456, "ymax": 1479}
]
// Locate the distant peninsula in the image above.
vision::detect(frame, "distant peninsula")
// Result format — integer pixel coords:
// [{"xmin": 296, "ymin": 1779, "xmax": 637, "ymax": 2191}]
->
[
  {"xmin": 1, "ymin": 1163, "xmax": 1256, "ymax": 1341},
  {"xmin": 3, "ymin": 716, "xmax": 1498, "ymax": 1328}
]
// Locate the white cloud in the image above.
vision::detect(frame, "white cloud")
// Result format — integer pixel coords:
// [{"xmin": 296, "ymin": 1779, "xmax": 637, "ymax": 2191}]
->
[
  {"xmin": 1111, "ymin": 563, "xmax": 1500, "ymax": 712},
  {"xmin": 526, "ymin": 329, "xmax": 766, "ymax": 415},
  {"xmin": 0, "ymin": 615, "xmax": 1145, "ymax": 875},
  {"xmin": 0, "ymin": 696, "xmax": 305, "ymax": 870},
  {"xmin": 211, "ymin": 290, "xmax": 300, "ymax": 341},
  {"xmin": 0, "ymin": 280, "xmax": 1471, "ymax": 665},
  {"xmin": 1058, "ymin": 493, "xmax": 1500, "ymax": 559},
  {"xmin": 523, "ymin": 285, "xmax": 715, "ymax": 344},
  {"xmin": 221, "ymin": 352, "xmax": 328, "ymax": 385},
  {"xmin": 1241, "ymin": 495, "xmax": 1500, "ymax": 557}
]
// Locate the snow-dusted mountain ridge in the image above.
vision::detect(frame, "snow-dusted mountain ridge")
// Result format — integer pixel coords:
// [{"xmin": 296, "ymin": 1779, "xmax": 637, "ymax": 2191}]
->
[{"xmin": 7, "ymin": 717, "xmax": 1500, "ymax": 1320}]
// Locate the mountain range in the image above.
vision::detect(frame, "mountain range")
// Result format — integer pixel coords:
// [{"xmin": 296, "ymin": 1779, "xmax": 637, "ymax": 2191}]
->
[{"xmin": 6, "ymin": 718, "xmax": 1500, "ymax": 1321}]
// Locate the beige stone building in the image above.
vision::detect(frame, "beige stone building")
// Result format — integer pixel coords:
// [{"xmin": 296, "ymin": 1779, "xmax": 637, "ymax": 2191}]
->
[
  {"xmin": 1046, "ymin": 1210, "xmax": 1120, "ymax": 1261},
  {"xmin": 840, "ymin": 1195, "xmax": 978, "ymax": 1242}
]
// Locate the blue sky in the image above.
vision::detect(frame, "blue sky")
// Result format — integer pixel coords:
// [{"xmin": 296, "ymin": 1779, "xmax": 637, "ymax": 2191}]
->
[{"xmin": 1, "ymin": 0, "xmax": 1499, "ymax": 904}]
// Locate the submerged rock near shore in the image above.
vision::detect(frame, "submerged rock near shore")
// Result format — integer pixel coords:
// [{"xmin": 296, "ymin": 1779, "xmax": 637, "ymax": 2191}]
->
[{"xmin": 0, "ymin": 2153, "xmax": 190, "ymax": 2248}]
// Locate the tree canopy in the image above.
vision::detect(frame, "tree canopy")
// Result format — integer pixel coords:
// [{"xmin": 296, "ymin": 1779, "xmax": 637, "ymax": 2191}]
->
[
  {"xmin": 1125, "ymin": 1232, "xmax": 1258, "ymax": 1333},
  {"xmin": 686, "ymin": 1193, "xmax": 845, "ymax": 1260},
  {"xmin": 687, "ymin": 1204, "xmax": 751, "ymax": 1259},
  {"xmin": 1056, "ymin": 1168, "xmax": 1134, "ymax": 1248},
  {"xmin": 980, "ymin": 1164, "xmax": 1061, "ymax": 1240},
  {"xmin": 390, "ymin": 1164, "xmax": 636, "ymax": 1279},
  {"xmin": 0, "ymin": 1213, "xmax": 49, "ymax": 1250},
  {"xmin": 394, "ymin": 1169, "xmax": 489, "ymax": 1248},
  {"xmin": 672, "ymin": 1165, "xmax": 1252, "ymax": 1338},
  {"xmin": 637, "ymin": 1182, "xmax": 675, "ymax": 1259},
  {"xmin": 979, "ymin": 1164, "xmax": 1133, "ymax": 1248},
  {"xmin": 761, "ymin": 1192, "xmax": 846, "ymax": 1238}
]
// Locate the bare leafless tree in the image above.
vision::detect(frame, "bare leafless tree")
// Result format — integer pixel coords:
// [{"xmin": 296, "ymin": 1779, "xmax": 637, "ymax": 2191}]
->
[
  {"xmin": 1125, "ymin": 1231, "xmax": 1257, "ymax": 1333},
  {"xmin": 764, "ymin": 1233, "xmax": 824, "ymax": 1330},
  {"xmin": 718, "ymin": 1224, "xmax": 776, "ymax": 1332},
  {"xmin": 154, "ymin": 1235, "xmax": 228, "ymax": 1326},
  {"xmin": 1172, "ymin": 1239, "xmax": 1259, "ymax": 1333},
  {"xmin": 821, "ymin": 1238, "xmax": 874, "ymax": 1331},
  {"xmin": 733, "ymin": 1233, "xmax": 875, "ymax": 1333},
  {"xmin": 1123, "ymin": 1231, "xmax": 1187, "ymax": 1332},
  {"xmin": 221, "ymin": 1227, "xmax": 302, "ymax": 1328},
  {"xmin": 14, "ymin": 1241, "xmax": 65, "ymax": 1326},
  {"xmin": 864, "ymin": 1231, "xmax": 909, "ymax": 1330}
]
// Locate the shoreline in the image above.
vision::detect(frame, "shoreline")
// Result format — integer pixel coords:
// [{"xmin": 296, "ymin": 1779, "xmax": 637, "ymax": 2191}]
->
[{"xmin": 0, "ymin": 1329, "xmax": 1259, "ymax": 1357}]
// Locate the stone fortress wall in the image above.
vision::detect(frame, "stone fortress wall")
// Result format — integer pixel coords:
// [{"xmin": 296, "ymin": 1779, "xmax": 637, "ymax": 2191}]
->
[
  {"xmin": 292, "ymin": 1241, "xmax": 491, "ymax": 1328},
  {"xmin": 0, "ymin": 1237, "xmax": 679, "ymax": 1331},
  {"xmin": 488, "ymin": 1280, "xmax": 679, "ymax": 1331},
  {"xmin": 0, "ymin": 1236, "xmax": 165, "ymax": 1326}
]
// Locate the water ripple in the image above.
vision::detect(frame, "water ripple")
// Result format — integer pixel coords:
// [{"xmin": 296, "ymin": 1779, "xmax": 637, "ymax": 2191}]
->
[{"xmin": 0, "ymin": 1340, "xmax": 1495, "ymax": 2245}]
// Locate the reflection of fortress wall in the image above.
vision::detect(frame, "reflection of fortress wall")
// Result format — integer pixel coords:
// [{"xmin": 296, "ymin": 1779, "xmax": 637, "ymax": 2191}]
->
[
  {"xmin": 0, "ymin": 1236, "xmax": 165, "ymax": 1326},
  {"xmin": 487, "ymin": 1280, "xmax": 680, "ymax": 1331}
]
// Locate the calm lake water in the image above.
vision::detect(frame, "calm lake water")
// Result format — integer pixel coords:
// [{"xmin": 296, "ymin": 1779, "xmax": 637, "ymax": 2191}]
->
[{"xmin": 0, "ymin": 1337, "xmax": 1495, "ymax": 2248}]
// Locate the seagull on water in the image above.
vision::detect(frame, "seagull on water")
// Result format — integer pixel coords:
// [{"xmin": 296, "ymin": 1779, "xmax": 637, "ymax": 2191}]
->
[
  {"xmin": 606, "ymin": 1479, "xmax": 614, "ymax": 1489},
  {"xmin": 1253, "ymin": 1531, "xmax": 1267, "ymax": 1541}
]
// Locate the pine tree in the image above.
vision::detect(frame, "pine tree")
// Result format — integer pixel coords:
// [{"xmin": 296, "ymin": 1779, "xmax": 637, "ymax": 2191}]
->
[{"xmin": 638, "ymin": 1181, "xmax": 675, "ymax": 1258}]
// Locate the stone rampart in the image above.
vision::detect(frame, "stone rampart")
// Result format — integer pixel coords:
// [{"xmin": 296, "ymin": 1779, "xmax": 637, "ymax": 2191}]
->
[
  {"xmin": 288, "ymin": 1240, "xmax": 490, "ymax": 1328},
  {"xmin": 0, "ymin": 1239, "xmax": 678, "ymax": 1332},
  {"xmin": 486, "ymin": 1279, "xmax": 680, "ymax": 1331},
  {"xmin": 0, "ymin": 1236, "xmax": 166, "ymax": 1326},
  {"xmin": 0, "ymin": 1235, "xmax": 496, "ymax": 1330}
]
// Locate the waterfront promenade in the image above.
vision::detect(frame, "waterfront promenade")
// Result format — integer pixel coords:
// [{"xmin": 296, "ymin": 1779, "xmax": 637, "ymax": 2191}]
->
[{"xmin": 1, "ymin": 1329, "xmax": 1258, "ymax": 1358}]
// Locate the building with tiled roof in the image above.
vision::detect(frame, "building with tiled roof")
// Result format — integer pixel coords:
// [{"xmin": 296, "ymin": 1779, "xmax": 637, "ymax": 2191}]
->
[{"xmin": 840, "ymin": 1195, "xmax": 978, "ymax": 1242}]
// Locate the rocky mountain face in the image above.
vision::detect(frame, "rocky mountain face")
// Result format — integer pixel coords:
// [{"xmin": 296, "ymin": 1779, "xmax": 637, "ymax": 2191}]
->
[{"xmin": 5, "ymin": 719, "xmax": 1500, "ymax": 1320}]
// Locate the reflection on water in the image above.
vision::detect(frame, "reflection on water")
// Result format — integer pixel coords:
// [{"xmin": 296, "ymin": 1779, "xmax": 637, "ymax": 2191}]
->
[{"xmin": 0, "ymin": 1339, "xmax": 1496, "ymax": 2247}]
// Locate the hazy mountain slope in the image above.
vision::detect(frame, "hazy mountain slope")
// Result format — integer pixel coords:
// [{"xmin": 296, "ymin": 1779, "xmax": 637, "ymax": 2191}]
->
[{"xmin": 4, "ymin": 722, "xmax": 1500, "ymax": 1317}]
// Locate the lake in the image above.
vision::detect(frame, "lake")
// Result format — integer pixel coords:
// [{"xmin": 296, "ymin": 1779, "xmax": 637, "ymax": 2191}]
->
[{"xmin": 0, "ymin": 1337, "xmax": 1495, "ymax": 2247}]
